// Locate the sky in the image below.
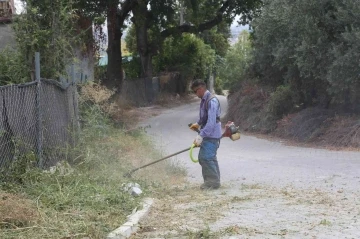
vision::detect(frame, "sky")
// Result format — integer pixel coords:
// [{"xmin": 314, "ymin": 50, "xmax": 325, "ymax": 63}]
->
[
  {"xmin": 229, "ymin": 15, "xmax": 250, "ymax": 44},
  {"xmin": 13, "ymin": 0, "xmax": 24, "ymax": 14}
]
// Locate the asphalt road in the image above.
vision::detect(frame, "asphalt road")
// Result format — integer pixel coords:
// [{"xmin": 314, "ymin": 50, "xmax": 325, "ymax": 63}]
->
[
  {"xmin": 142, "ymin": 95, "xmax": 360, "ymax": 193},
  {"xmin": 138, "ymin": 95, "xmax": 360, "ymax": 238}
]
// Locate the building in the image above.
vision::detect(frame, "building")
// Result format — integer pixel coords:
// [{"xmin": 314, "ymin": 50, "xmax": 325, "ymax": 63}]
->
[
  {"xmin": 0, "ymin": 0, "xmax": 15, "ymax": 50},
  {"xmin": 0, "ymin": 0, "xmax": 14, "ymax": 23}
]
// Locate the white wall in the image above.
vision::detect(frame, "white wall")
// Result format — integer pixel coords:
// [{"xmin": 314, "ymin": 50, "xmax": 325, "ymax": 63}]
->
[{"xmin": 0, "ymin": 23, "xmax": 15, "ymax": 50}]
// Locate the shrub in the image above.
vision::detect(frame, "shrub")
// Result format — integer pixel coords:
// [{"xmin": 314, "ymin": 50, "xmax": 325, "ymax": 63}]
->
[
  {"xmin": 267, "ymin": 85, "xmax": 294, "ymax": 118},
  {"xmin": 0, "ymin": 48, "xmax": 29, "ymax": 85},
  {"xmin": 214, "ymin": 77, "xmax": 224, "ymax": 95}
]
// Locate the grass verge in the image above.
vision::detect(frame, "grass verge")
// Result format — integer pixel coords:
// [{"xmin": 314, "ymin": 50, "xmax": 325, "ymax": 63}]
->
[{"xmin": 0, "ymin": 92, "xmax": 187, "ymax": 239}]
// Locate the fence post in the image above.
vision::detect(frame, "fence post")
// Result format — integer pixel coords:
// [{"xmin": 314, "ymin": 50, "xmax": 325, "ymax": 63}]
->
[
  {"xmin": 71, "ymin": 63, "xmax": 75, "ymax": 83},
  {"xmin": 71, "ymin": 64, "xmax": 80, "ymax": 146},
  {"xmin": 35, "ymin": 52, "xmax": 44, "ymax": 168}
]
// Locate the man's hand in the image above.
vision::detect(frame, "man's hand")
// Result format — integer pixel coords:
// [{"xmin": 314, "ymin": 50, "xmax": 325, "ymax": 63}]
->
[
  {"xmin": 189, "ymin": 123, "xmax": 200, "ymax": 131},
  {"xmin": 193, "ymin": 135, "xmax": 203, "ymax": 147}
]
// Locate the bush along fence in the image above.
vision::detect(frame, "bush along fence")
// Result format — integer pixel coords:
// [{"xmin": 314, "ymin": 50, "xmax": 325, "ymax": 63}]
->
[{"xmin": 0, "ymin": 52, "xmax": 80, "ymax": 170}]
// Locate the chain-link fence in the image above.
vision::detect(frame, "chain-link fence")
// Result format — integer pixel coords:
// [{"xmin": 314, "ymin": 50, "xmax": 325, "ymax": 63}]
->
[{"xmin": 0, "ymin": 78, "xmax": 79, "ymax": 170}]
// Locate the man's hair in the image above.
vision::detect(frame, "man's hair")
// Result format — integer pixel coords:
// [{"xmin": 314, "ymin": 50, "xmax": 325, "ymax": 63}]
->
[{"xmin": 191, "ymin": 79, "xmax": 207, "ymax": 90}]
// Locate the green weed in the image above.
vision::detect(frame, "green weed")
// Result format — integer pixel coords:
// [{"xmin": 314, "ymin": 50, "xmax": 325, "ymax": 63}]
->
[
  {"xmin": 319, "ymin": 219, "xmax": 332, "ymax": 226},
  {"xmin": 185, "ymin": 225, "xmax": 218, "ymax": 239}
]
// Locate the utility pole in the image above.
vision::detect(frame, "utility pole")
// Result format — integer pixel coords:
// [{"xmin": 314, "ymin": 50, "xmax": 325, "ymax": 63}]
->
[{"xmin": 179, "ymin": 0, "xmax": 184, "ymax": 25}]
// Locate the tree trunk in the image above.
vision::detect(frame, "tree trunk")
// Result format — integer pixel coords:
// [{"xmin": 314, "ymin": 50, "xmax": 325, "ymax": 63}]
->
[
  {"xmin": 133, "ymin": 1, "xmax": 154, "ymax": 104},
  {"xmin": 104, "ymin": 2, "xmax": 123, "ymax": 91},
  {"xmin": 140, "ymin": 53, "xmax": 154, "ymax": 104}
]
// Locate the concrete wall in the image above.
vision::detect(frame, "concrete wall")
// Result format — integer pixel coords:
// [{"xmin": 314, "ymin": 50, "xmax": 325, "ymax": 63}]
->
[
  {"xmin": 0, "ymin": 23, "xmax": 94, "ymax": 83},
  {"xmin": 0, "ymin": 23, "xmax": 15, "ymax": 50}
]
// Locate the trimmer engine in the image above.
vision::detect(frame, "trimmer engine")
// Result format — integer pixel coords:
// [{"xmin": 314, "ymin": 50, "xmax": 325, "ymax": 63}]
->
[{"xmin": 222, "ymin": 121, "xmax": 241, "ymax": 141}]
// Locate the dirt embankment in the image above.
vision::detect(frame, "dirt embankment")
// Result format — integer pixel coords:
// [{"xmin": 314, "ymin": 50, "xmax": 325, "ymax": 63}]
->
[
  {"xmin": 225, "ymin": 84, "xmax": 360, "ymax": 150},
  {"xmin": 274, "ymin": 108, "xmax": 360, "ymax": 150}
]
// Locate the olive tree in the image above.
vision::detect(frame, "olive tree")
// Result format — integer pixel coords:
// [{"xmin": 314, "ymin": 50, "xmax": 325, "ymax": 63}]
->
[
  {"xmin": 249, "ymin": 0, "xmax": 360, "ymax": 111},
  {"xmin": 218, "ymin": 30, "xmax": 252, "ymax": 89}
]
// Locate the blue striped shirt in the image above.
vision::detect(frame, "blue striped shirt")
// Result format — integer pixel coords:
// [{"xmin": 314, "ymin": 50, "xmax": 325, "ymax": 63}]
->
[{"xmin": 197, "ymin": 91, "xmax": 222, "ymax": 139}]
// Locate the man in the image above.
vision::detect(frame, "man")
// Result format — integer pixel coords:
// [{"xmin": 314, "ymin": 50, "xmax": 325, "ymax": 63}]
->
[{"xmin": 190, "ymin": 80, "xmax": 222, "ymax": 190}]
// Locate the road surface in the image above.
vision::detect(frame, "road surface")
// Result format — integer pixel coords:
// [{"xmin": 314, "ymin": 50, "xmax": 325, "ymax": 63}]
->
[{"xmin": 137, "ymin": 95, "xmax": 360, "ymax": 239}]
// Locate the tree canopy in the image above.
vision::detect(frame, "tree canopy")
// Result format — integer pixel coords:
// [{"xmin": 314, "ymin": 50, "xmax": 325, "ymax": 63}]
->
[
  {"xmin": 1, "ymin": 0, "xmax": 264, "ymax": 93},
  {"xmin": 12, "ymin": 0, "xmax": 79, "ymax": 80},
  {"xmin": 111, "ymin": 0, "xmax": 260, "ymax": 101},
  {"xmin": 218, "ymin": 30, "xmax": 252, "ymax": 89},
  {"xmin": 247, "ymin": 0, "xmax": 360, "ymax": 113}
]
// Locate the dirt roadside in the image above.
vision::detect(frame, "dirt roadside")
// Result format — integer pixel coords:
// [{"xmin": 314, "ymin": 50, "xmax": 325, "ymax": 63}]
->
[{"xmin": 131, "ymin": 182, "xmax": 360, "ymax": 238}]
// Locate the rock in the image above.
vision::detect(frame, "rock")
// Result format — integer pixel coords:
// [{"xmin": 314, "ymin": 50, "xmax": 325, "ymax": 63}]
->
[
  {"xmin": 122, "ymin": 182, "xmax": 142, "ymax": 197},
  {"xmin": 45, "ymin": 161, "xmax": 74, "ymax": 175},
  {"xmin": 130, "ymin": 187, "xmax": 142, "ymax": 197}
]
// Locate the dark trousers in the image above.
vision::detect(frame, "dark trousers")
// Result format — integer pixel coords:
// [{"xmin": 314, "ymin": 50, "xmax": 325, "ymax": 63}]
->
[{"xmin": 198, "ymin": 138, "xmax": 220, "ymax": 186}]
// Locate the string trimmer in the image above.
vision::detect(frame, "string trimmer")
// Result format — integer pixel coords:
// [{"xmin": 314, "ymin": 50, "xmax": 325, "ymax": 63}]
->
[{"xmin": 123, "ymin": 121, "xmax": 240, "ymax": 178}]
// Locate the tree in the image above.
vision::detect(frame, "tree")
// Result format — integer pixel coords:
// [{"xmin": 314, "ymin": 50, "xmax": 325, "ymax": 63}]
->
[
  {"xmin": 6, "ymin": 0, "xmax": 109, "ymax": 84},
  {"xmin": 326, "ymin": 0, "xmax": 360, "ymax": 111},
  {"xmin": 232, "ymin": 0, "xmax": 360, "ymax": 116},
  {"xmin": 219, "ymin": 30, "xmax": 252, "ymax": 89},
  {"xmin": 13, "ymin": 0, "xmax": 79, "ymax": 80},
  {"xmin": 103, "ymin": 0, "xmax": 135, "ymax": 90},
  {"xmin": 130, "ymin": 0, "xmax": 177, "ymax": 102},
  {"xmin": 74, "ymin": 0, "xmax": 135, "ymax": 91},
  {"xmin": 129, "ymin": 0, "xmax": 263, "ymax": 102},
  {"xmin": 199, "ymin": 22, "xmax": 231, "ymax": 58},
  {"xmin": 249, "ymin": 0, "xmax": 360, "ymax": 110},
  {"xmin": 155, "ymin": 33, "xmax": 216, "ymax": 79},
  {"xmin": 199, "ymin": 22, "xmax": 231, "ymax": 94}
]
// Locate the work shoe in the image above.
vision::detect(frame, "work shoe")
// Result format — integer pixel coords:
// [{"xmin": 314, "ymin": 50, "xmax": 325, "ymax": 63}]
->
[{"xmin": 200, "ymin": 183, "xmax": 220, "ymax": 190}]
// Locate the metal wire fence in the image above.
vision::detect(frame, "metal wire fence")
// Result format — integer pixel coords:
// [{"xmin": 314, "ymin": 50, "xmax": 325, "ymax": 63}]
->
[
  {"xmin": 0, "ymin": 79, "xmax": 79, "ymax": 169},
  {"xmin": 0, "ymin": 82, "xmax": 38, "ymax": 168},
  {"xmin": 40, "ymin": 79, "xmax": 79, "ymax": 167},
  {"xmin": 0, "ymin": 53, "xmax": 80, "ymax": 170}
]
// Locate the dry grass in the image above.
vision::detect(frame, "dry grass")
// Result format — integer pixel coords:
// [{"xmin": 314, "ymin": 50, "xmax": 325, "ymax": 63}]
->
[
  {"xmin": 80, "ymin": 83, "xmax": 197, "ymax": 129},
  {"xmin": 131, "ymin": 183, "xmax": 266, "ymax": 238},
  {"xmin": 274, "ymin": 108, "xmax": 360, "ymax": 150},
  {"xmin": 131, "ymin": 182, "xmax": 360, "ymax": 238},
  {"xmin": 80, "ymin": 82, "xmax": 115, "ymax": 105},
  {"xmin": 0, "ymin": 84, "xmax": 190, "ymax": 239},
  {"xmin": 0, "ymin": 192, "xmax": 38, "ymax": 229},
  {"xmin": 319, "ymin": 115, "xmax": 360, "ymax": 148}
]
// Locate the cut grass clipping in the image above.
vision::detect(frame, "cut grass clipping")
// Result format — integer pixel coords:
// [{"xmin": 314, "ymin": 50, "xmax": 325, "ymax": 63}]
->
[{"xmin": 0, "ymin": 102, "xmax": 187, "ymax": 239}]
